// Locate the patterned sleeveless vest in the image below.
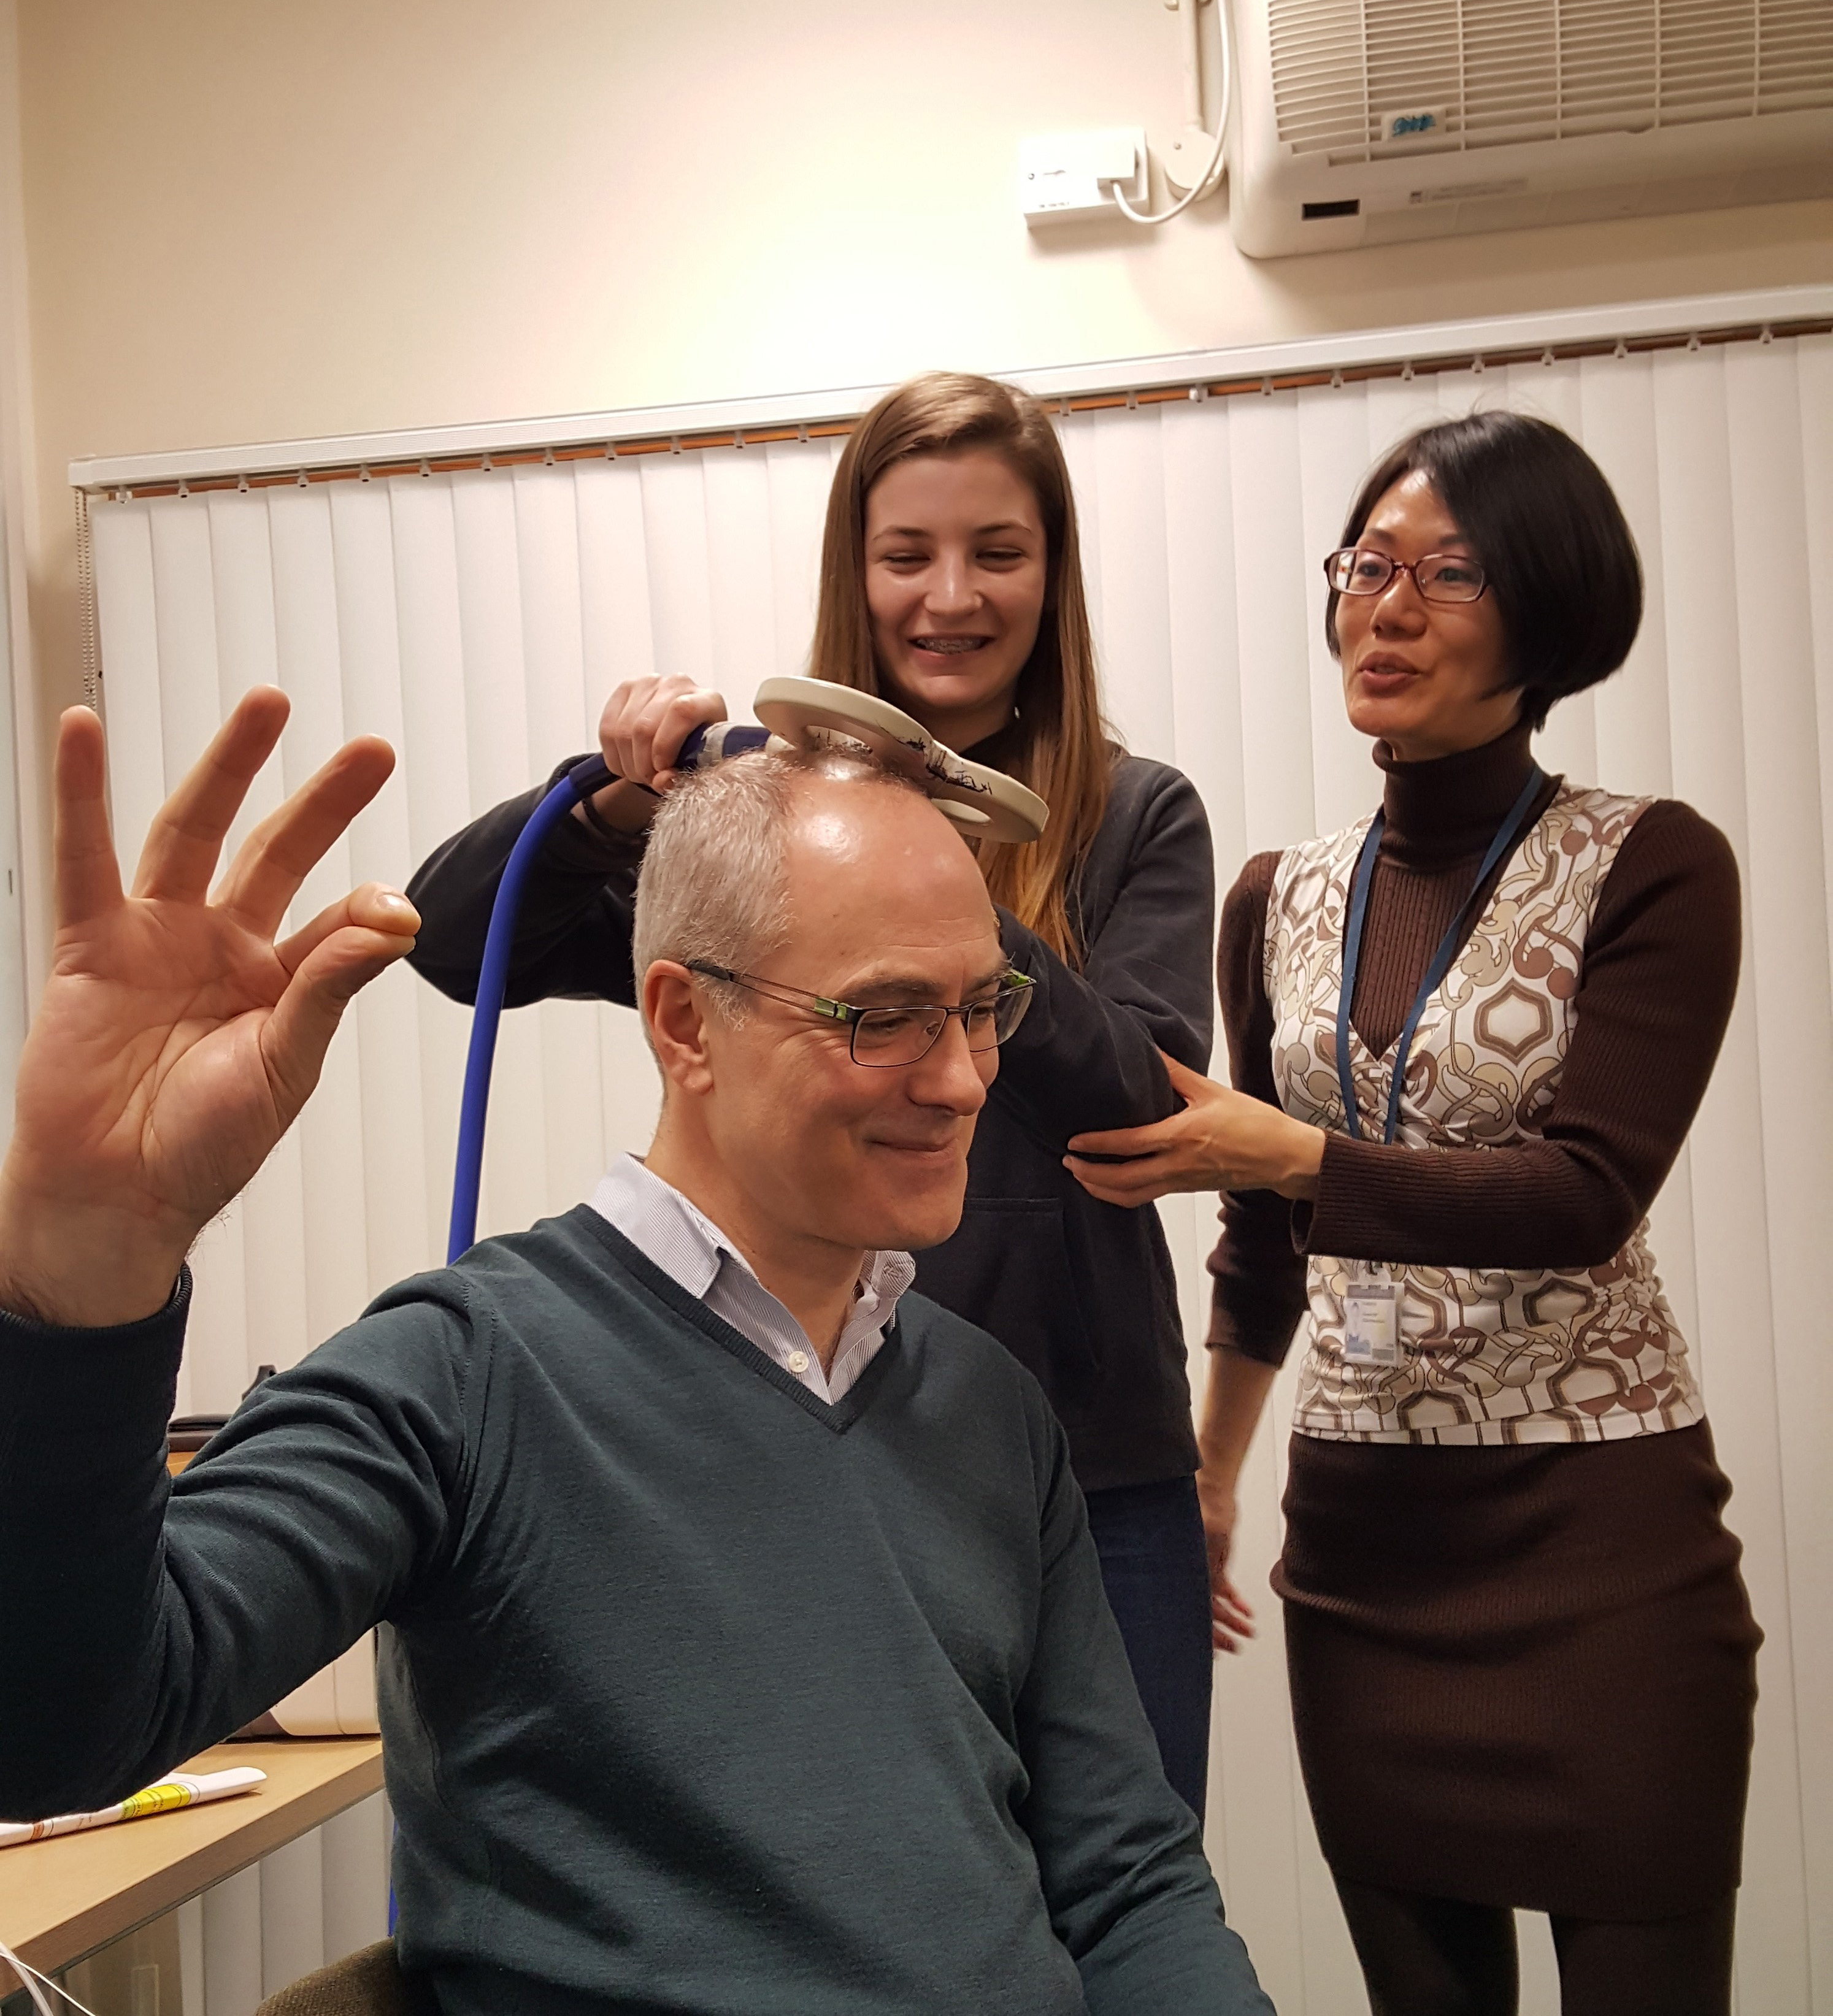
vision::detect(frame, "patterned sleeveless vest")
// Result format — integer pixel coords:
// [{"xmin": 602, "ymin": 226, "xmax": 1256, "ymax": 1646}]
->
[{"xmin": 1268, "ymin": 781, "xmax": 1704, "ymax": 1446}]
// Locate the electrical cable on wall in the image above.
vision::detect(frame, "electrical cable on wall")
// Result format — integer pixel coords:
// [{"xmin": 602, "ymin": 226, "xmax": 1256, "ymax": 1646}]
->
[
  {"xmin": 0, "ymin": 1935, "xmax": 102, "ymax": 2016},
  {"xmin": 1113, "ymin": 0, "xmax": 1230, "ymax": 226}
]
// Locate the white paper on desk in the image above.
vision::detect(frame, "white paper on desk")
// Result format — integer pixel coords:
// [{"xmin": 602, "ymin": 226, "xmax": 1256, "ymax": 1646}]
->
[{"xmin": 0, "ymin": 1766, "xmax": 267, "ymax": 1847}]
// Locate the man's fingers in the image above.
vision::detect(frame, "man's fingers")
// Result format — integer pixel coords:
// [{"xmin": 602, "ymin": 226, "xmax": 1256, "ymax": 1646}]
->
[
  {"xmin": 214, "ymin": 737, "xmax": 397, "ymax": 938},
  {"xmin": 133, "ymin": 686, "xmax": 291, "ymax": 905},
  {"xmin": 53, "ymin": 706, "xmax": 123, "ymax": 929},
  {"xmin": 274, "ymin": 883, "xmax": 419, "ymax": 979},
  {"xmin": 262, "ymin": 893, "xmax": 420, "ymax": 1123}
]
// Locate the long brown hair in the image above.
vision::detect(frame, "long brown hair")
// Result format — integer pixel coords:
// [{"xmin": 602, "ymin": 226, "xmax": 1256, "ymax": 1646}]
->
[{"xmin": 808, "ymin": 372, "xmax": 1113, "ymax": 964}]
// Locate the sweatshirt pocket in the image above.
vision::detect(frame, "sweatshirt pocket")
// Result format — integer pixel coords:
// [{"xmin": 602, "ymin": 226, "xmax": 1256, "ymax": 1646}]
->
[{"xmin": 913, "ymin": 1197, "xmax": 1099, "ymax": 1406}]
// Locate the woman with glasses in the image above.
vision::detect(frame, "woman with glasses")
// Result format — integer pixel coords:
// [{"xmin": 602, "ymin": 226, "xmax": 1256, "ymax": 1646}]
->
[
  {"xmin": 1067, "ymin": 412, "xmax": 1758, "ymax": 2016},
  {"xmin": 404, "ymin": 374, "xmax": 1220, "ymax": 1822}
]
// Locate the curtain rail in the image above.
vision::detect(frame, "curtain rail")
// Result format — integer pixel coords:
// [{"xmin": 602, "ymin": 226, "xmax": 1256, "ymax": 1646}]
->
[
  {"xmin": 67, "ymin": 287, "xmax": 1833, "ymax": 499},
  {"xmin": 80, "ymin": 314, "xmax": 1833, "ymax": 504}
]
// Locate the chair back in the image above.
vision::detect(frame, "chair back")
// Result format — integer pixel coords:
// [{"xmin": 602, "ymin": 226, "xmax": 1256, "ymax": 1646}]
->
[{"xmin": 253, "ymin": 1939, "xmax": 436, "ymax": 2016}]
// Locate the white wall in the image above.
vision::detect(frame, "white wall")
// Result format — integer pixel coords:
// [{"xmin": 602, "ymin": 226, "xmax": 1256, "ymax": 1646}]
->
[{"xmin": 13, "ymin": 0, "xmax": 1833, "ymax": 761}]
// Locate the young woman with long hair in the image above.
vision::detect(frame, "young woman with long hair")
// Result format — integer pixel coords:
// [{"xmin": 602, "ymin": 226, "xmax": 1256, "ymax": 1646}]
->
[{"xmin": 405, "ymin": 374, "xmax": 1224, "ymax": 1819}]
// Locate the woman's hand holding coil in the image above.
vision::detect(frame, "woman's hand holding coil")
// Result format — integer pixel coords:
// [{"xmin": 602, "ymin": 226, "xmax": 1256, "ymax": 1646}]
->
[
  {"xmin": 580, "ymin": 675, "xmax": 728, "ymax": 835},
  {"xmin": 0, "ymin": 689, "xmax": 416, "ymax": 1330},
  {"xmin": 1064, "ymin": 1052, "xmax": 1324, "ymax": 1206}
]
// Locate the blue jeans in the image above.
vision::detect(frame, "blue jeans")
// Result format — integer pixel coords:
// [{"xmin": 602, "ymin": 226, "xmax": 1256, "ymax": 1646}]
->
[{"xmin": 1083, "ymin": 1475, "xmax": 1213, "ymax": 1823}]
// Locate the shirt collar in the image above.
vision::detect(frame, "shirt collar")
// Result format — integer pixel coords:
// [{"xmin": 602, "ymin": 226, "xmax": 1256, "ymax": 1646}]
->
[{"xmin": 588, "ymin": 1154, "xmax": 916, "ymax": 1323}]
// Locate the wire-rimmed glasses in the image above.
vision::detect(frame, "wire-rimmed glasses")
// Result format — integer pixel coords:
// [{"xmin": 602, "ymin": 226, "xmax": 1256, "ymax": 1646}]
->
[
  {"xmin": 1324, "ymin": 547, "xmax": 1488, "ymax": 604},
  {"xmin": 685, "ymin": 962, "xmax": 1036, "ymax": 1068}
]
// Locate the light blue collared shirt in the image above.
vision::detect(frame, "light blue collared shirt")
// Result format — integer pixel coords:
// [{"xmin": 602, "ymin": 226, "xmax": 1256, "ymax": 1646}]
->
[{"xmin": 588, "ymin": 1155, "xmax": 915, "ymax": 1404}]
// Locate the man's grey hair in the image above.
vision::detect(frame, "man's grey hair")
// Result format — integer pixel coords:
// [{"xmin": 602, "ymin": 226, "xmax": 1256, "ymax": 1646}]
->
[{"xmin": 631, "ymin": 747, "xmax": 928, "ymax": 1026}]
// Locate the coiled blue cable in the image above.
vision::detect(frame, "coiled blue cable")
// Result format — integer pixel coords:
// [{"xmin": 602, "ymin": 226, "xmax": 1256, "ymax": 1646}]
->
[{"xmin": 446, "ymin": 729, "xmax": 770, "ymax": 1263}]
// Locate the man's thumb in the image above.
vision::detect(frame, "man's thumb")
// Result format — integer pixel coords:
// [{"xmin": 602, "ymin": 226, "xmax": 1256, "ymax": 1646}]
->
[{"xmin": 262, "ymin": 918, "xmax": 417, "ymax": 1121}]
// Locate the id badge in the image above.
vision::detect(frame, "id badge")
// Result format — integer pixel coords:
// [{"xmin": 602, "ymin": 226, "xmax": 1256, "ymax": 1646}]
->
[{"xmin": 1342, "ymin": 1275, "xmax": 1400, "ymax": 1367}]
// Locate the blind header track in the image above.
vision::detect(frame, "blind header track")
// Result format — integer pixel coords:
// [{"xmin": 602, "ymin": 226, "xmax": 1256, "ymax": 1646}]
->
[{"xmin": 68, "ymin": 286, "xmax": 1833, "ymax": 499}]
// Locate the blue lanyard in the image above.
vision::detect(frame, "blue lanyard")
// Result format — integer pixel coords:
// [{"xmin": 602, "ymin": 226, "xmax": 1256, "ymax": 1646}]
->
[{"xmin": 1335, "ymin": 766, "xmax": 1547, "ymax": 1144}]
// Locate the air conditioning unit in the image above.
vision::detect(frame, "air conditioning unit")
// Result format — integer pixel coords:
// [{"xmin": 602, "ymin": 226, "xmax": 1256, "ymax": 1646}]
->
[{"xmin": 1228, "ymin": 0, "xmax": 1833, "ymax": 258}]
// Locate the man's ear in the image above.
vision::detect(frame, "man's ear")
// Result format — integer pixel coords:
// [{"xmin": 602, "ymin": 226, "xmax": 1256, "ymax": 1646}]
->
[{"xmin": 643, "ymin": 961, "xmax": 718, "ymax": 1097}]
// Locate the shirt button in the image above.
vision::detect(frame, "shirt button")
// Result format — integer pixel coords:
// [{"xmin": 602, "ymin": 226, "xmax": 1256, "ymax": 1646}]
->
[{"xmin": 787, "ymin": 1350, "xmax": 810, "ymax": 1374}]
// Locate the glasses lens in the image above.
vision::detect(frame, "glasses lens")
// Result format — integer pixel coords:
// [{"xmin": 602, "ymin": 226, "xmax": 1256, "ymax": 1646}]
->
[
  {"xmin": 990, "ymin": 980, "xmax": 1033, "ymax": 1046},
  {"xmin": 1328, "ymin": 548, "xmax": 1394, "ymax": 595},
  {"xmin": 852, "ymin": 1006, "xmax": 947, "ymax": 1067},
  {"xmin": 1416, "ymin": 554, "xmax": 1485, "ymax": 603},
  {"xmin": 959, "ymin": 1001, "xmax": 1001, "ymax": 1052}
]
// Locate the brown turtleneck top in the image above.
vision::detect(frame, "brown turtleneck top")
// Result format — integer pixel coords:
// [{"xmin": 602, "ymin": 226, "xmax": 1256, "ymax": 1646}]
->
[{"xmin": 1207, "ymin": 720, "xmax": 1742, "ymax": 1364}]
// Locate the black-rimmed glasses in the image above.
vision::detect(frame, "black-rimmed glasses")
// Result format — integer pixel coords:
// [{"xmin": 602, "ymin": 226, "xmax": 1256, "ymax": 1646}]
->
[
  {"xmin": 685, "ymin": 962, "xmax": 1036, "ymax": 1068},
  {"xmin": 1324, "ymin": 547, "xmax": 1488, "ymax": 605}
]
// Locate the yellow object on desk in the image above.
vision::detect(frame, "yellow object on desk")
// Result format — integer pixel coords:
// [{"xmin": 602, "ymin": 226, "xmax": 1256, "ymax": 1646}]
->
[
  {"xmin": 0, "ymin": 1739, "xmax": 383, "ymax": 1980},
  {"xmin": 1, "ymin": 1768, "xmax": 266, "ymax": 1849}
]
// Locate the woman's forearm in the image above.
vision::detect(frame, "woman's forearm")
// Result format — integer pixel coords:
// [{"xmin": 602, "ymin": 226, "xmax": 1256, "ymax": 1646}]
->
[
  {"xmin": 1197, "ymin": 1347, "xmax": 1280, "ymax": 1485},
  {"xmin": 577, "ymin": 778, "xmax": 661, "ymax": 835}
]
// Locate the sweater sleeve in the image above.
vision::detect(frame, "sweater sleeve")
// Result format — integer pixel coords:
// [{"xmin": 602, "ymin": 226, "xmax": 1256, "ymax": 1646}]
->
[
  {"xmin": 1301, "ymin": 799, "xmax": 1742, "ymax": 1267},
  {"xmin": 991, "ymin": 765, "xmax": 1215, "ymax": 1148},
  {"xmin": 405, "ymin": 756, "xmax": 645, "ymax": 1009},
  {"xmin": 1016, "ymin": 1405, "xmax": 1272, "ymax": 2014},
  {"xmin": 1205, "ymin": 853, "xmax": 1312, "ymax": 1366},
  {"xmin": 0, "ymin": 1274, "xmax": 469, "ymax": 1820}
]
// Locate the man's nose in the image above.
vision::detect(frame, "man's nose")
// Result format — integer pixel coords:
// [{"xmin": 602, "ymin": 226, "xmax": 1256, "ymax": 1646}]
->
[{"xmin": 907, "ymin": 1013, "xmax": 990, "ymax": 1115}]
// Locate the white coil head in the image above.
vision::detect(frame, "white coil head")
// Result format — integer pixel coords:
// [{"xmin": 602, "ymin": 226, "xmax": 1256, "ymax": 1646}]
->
[{"xmin": 750, "ymin": 677, "xmax": 1048, "ymax": 845}]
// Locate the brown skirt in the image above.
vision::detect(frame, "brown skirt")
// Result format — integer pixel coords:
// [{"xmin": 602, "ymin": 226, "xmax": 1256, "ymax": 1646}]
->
[{"xmin": 1275, "ymin": 1421, "xmax": 1761, "ymax": 1920}]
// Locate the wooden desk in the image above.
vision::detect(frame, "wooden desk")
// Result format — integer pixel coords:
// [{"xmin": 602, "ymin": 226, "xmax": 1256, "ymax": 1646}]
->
[{"xmin": 2, "ymin": 1738, "xmax": 383, "ymax": 1977}]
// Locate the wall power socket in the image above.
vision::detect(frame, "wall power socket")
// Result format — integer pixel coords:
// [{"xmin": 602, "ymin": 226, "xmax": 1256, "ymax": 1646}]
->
[{"xmin": 1018, "ymin": 129, "xmax": 1148, "ymax": 224}]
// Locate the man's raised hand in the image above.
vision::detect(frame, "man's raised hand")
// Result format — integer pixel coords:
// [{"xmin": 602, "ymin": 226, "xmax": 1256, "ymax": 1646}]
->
[{"xmin": 0, "ymin": 688, "xmax": 418, "ymax": 1328}]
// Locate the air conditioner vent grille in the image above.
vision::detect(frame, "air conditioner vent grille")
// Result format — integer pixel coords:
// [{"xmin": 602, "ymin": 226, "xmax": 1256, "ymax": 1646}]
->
[{"xmin": 1269, "ymin": 0, "xmax": 1833, "ymax": 158}]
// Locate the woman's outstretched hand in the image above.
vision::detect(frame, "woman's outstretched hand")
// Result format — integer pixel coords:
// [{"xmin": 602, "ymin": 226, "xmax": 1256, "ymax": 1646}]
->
[
  {"xmin": 0, "ymin": 689, "xmax": 417, "ymax": 1330},
  {"xmin": 1064, "ymin": 1051, "xmax": 1325, "ymax": 1206}
]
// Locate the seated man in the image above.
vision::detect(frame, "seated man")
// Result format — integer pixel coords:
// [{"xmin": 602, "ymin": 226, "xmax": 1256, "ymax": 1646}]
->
[{"xmin": 0, "ymin": 689, "xmax": 1270, "ymax": 2015}]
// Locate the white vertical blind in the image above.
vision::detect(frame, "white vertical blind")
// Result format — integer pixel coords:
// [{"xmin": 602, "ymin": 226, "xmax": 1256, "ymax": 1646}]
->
[{"xmin": 86, "ymin": 331, "xmax": 1833, "ymax": 2015}]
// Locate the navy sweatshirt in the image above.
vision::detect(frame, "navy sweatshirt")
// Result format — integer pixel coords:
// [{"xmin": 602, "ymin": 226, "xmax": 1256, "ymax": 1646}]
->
[
  {"xmin": 405, "ymin": 748, "xmax": 1216, "ymax": 1493},
  {"xmin": 0, "ymin": 1210, "xmax": 1269, "ymax": 2016}
]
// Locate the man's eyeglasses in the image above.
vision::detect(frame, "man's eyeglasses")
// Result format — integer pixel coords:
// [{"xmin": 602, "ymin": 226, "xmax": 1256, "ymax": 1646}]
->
[
  {"xmin": 1324, "ymin": 547, "xmax": 1488, "ymax": 605},
  {"xmin": 685, "ymin": 962, "xmax": 1036, "ymax": 1068}
]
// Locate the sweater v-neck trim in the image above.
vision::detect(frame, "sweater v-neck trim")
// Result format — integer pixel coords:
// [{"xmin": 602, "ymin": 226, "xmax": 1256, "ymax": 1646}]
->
[{"xmin": 564, "ymin": 1206, "xmax": 900, "ymax": 1433}]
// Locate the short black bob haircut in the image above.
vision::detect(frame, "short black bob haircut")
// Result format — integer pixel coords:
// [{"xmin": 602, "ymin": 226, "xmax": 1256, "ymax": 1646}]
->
[{"xmin": 1327, "ymin": 411, "xmax": 1643, "ymax": 732}]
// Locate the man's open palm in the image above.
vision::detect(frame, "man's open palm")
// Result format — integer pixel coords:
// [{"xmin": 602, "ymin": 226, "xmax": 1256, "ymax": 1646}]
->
[{"xmin": 0, "ymin": 689, "xmax": 418, "ymax": 1327}]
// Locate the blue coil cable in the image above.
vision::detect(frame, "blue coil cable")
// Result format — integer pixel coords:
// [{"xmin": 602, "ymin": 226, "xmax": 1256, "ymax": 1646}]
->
[{"xmin": 445, "ymin": 730, "xmax": 770, "ymax": 1263}]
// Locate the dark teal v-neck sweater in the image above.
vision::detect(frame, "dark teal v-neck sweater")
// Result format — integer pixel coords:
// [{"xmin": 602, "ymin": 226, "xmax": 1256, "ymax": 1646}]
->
[{"xmin": 0, "ymin": 1208, "xmax": 1268, "ymax": 2015}]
